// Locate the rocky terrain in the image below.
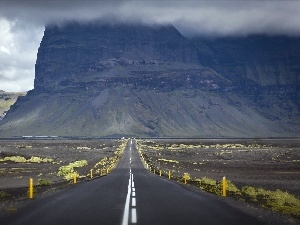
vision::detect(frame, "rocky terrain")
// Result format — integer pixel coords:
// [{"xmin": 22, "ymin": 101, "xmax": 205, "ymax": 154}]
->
[
  {"xmin": 0, "ymin": 91, "xmax": 26, "ymax": 120},
  {"xmin": 0, "ymin": 21, "xmax": 299, "ymax": 137}
]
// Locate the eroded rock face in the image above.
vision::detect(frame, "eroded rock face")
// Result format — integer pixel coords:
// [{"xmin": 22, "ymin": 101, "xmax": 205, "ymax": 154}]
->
[
  {"xmin": 34, "ymin": 22, "xmax": 204, "ymax": 93},
  {"xmin": 192, "ymin": 36, "xmax": 300, "ymax": 98},
  {"xmin": 0, "ymin": 21, "xmax": 299, "ymax": 137}
]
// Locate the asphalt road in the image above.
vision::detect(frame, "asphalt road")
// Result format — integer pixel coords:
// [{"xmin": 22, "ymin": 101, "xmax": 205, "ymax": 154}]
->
[{"xmin": 1, "ymin": 139, "xmax": 265, "ymax": 225}]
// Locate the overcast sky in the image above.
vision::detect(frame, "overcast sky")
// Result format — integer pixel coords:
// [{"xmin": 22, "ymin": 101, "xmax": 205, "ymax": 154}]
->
[{"xmin": 0, "ymin": 0, "xmax": 300, "ymax": 92}]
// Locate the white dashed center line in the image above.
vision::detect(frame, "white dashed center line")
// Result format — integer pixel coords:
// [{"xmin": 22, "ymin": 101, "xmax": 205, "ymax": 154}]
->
[
  {"xmin": 131, "ymin": 171, "xmax": 137, "ymax": 223},
  {"xmin": 132, "ymin": 198, "xmax": 136, "ymax": 207},
  {"xmin": 131, "ymin": 208, "xmax": 137, "ymax": 223},
  {"xmin": 122, "ymin": 141, "xmax": 137, "ymax": 225}
]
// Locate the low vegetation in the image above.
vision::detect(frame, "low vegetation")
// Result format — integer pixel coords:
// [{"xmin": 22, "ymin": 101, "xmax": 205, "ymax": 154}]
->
[
  {"xmin": 0, "ymin": 191, "xmax": 10, "ymax": 199},
  {"xmin": 38, "ymin": 178, "xmax": 52, "ymax": 186},
  {"xmin": 57, "ymin": 160, "xmax": 88, "ymax": 180},
  {"xmin": 241, "ymin": 186, "xmax": 300, "ymax": 217},
  {"xmin": 94, "ymin": 140, "xmax": 127, "ymax": 173},
  {"xmin": 0, "ymin": 156, "xmax": 54, "ymax": 163},
  {"xmin": 158, "ymin": 158, "xmax": 179, "ymax": 163},
  {"xmin": 137, "ymin": 140, "xmax": 300, "ymax": 218},
  {"xmin": 169, "ymin": 170, "xmax": 300, "ymax": 217},
  {"xmin": 194, "ymin": 176, "xmax": 300, "ymax": 217}
]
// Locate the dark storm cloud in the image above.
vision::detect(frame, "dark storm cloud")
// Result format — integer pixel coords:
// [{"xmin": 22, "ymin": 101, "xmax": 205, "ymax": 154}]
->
[{"xmin": 0, "ymin": 0, "xmax": 300, "ymax": 91}]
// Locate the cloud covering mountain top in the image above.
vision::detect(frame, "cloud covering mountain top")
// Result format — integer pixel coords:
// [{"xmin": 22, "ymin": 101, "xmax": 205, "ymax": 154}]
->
[
  {"xmin": 1, "ymin": 0, "xmax": 300, "ymax": 37},
  {"xmin": 0, "ymin": 0, "xmax": 300, "ymax": 91}
]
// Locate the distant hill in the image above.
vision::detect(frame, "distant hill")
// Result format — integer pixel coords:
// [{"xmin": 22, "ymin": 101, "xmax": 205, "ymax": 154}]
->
[
  {"xmin": 0, "ymin": 22, "xmax": 299, "ymax": 137},
  {"xmin": 0, "ymin": 91, "xmax": 26, "ymax": 120}
]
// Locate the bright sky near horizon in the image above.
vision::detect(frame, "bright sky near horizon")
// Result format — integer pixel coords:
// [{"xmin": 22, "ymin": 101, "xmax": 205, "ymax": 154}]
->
[{"xmin": 0, "ymin": 0, "xmax": 300, "ymax": 92}]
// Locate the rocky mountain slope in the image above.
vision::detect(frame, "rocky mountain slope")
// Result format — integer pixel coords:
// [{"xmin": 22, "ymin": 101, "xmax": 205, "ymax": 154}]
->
[
  {"xmin": 0, "ymin": 21, "xmax": 299, "ymax": 137},
  {"xmin": 0, "ymin": 91, "xmax": 26, "ymax": 120}
]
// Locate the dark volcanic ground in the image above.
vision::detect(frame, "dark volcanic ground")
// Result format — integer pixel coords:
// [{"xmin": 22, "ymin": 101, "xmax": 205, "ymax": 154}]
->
[
  {"xmin": 137, "ymin": 138, "xmax": 300, "ymax": 197},
  {"xmin": 0, "ymin": 138, "xmax": 127, "ymax": 217}
]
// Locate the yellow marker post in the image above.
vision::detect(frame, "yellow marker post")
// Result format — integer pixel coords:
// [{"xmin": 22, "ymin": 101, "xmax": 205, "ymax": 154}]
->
[
  {"xmin": 184, "ymin": 177, "xmax": 187, "ymax": 184},
  {"xmin": 106, "ymin": 168, "xmax": 109, "ymax": 174},
  {"xmin": 90, "ymin": 169, "xmax": 93, "ymax": 179},
  {"xmin": 168, "ymin": 171, "xmax": 171, "ymax": 179},
  {"xmin": 73, "ymin": 173, "xmax": 77, "ymax": 184},
  {"xmin": 29, "ymin": 178, "xmax": 33, "ymax": 199},
  {"xmin": 222, "ymin": 176, "xmax": 226, "ymax": 197},
  {"xmin": 160, "ymin": 170, "xmax": 162, "ymax": 176}
]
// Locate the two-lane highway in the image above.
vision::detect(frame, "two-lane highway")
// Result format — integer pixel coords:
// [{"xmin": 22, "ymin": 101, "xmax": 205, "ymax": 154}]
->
[{"xmin": 0, "ymin": 139, "xmax": 265, "ymax": 225}]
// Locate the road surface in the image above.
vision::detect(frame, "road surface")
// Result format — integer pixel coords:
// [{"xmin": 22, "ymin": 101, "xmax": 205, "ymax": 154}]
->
[{"xmin": 0, "ymin": 139, "xmax": 265, "ymax": 225}]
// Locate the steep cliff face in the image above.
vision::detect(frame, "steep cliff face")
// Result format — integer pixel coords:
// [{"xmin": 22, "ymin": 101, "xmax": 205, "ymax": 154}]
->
[
  {"xmin": 192, "ymin": 36, "xmax": 300, "ymax": 98},
  {"xmin": 0, "ymin": 22, "xmax": 299, "ymax": 137},
  {"xmin": 34, "ymin": 22, "xmax": 205, "ymax": 93}
]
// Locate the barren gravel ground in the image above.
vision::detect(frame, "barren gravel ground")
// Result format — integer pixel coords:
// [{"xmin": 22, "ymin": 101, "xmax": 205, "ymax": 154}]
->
[
  {"xmin": 136, "ymin": 138, "xmax": 300, "ymax": 224},
  {"xmin": 137, "ymin": 139, "xmax": 300, "ymax": 196},
  {"xmin": 0, "ymin": 138, "xmax": 124, "ymax": 217}
]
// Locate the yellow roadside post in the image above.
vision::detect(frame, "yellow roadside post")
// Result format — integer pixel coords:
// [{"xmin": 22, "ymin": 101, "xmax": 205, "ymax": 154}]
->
[
  {"xmin": 222, "ymin": 176, "xmax": 227, "ymax": 197},
  {"xmin": 73, "ymin": 173, "xmax": 77, "ymax": 184},
  {"xmin": 184, "ymin": 177, "xmax": 187, "ymax": 184},
  {"xmin": 29, "ymin": 178, "xmax": 33, "ymax": 199},
  {"xmin": 160, "ymin": 170, "xmax": 162, "ymax": 176},
  {"xmin": 106, "ymin": 168, "xmax": 109, "ymax": 174},
  {"xmin": 90, "ymin": 169, "xmax": 93, "ymax": 179},
  {"xmin": 168, "ymin": 171, "xmax": 171, "ymax": 179}
]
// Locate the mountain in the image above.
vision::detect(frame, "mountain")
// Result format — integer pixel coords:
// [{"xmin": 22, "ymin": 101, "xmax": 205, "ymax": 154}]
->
[
  {"xmin": 0, "ymin": 21, "xmax": 299, "ymax": 137},
  {"xmin": 192, "ymin": 35, "xmax": 300, "ymax": 96},
  {"xmin": 0, "ymin": 91, "xmax": 26, "ymax": 120},
  {"xmin": 34, "ymin": 22, "xmax": 202, "ymax": 93}
]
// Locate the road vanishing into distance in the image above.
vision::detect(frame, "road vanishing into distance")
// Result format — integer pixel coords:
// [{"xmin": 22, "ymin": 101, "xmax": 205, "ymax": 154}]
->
[{"xmin": 1, "ymin": 139, "xmax": 265, "ymax": 225}]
